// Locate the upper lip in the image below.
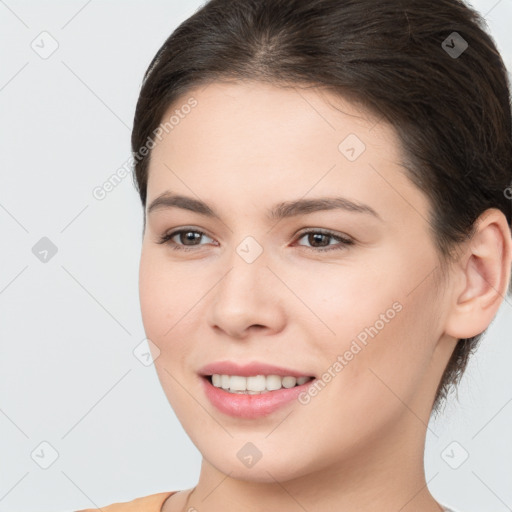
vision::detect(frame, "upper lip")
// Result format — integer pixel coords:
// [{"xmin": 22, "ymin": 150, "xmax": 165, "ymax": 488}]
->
[{"xmin": 198, "ymin": 361, "xmax": 315, "ymax": 378}]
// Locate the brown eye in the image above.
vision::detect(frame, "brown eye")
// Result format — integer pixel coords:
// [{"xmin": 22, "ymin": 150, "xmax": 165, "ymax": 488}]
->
[
  {"xmin": 157, "ymin": 229, "xmax": 214, "ymax": 251},
  {"xmin": 295, "ymin": 229, "xmax": 354, "ymax": 252}
]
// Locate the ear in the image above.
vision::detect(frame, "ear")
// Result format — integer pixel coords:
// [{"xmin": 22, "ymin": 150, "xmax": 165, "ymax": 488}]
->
[{"xmin": 444, "ymin": 208, "xmax": 512, "ymax": 340}]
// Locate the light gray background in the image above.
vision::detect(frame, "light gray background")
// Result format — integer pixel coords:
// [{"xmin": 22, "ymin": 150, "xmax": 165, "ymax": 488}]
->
[{"xmin": 1, "ymin": 1, "xmax": 511, "ymax": 511}]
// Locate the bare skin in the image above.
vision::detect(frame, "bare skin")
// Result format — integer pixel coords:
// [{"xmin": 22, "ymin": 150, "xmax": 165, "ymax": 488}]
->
[{"xmin": 137, "ymin": 81, "xmax": 512, "ymax": 512}]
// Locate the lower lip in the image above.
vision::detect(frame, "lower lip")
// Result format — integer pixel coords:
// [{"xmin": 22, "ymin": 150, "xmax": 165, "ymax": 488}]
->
[{"xmin": 201, "ymin": 376, "xmax": 315, "ymax": 419}]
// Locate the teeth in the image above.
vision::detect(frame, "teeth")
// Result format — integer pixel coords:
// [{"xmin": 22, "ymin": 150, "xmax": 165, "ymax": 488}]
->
[
  {"xmin": 209, "ymin": 374, "xmax": 313, "ymax": 393},
  {"xmin": 221, "ymin": 375, "xmax": 230, "ymax": 389},
  {"xmin": 247, "ymin": 375, "xmax": 266, "ymax": 391}
]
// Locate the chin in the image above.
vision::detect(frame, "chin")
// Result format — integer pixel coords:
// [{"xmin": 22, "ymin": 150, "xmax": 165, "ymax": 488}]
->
[{"xmin": 196, "ymin": 440, "xmax": 322, "ymax": 484}]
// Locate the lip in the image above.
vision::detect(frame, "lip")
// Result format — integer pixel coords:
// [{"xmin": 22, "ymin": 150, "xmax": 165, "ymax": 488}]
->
[
  {"xmin": 198, "ymin": 360, "xmax": 315, "ymax": 378},
  {"xmin": 200, "ymin": 374, "xmax": 316, "ymax": 419}
]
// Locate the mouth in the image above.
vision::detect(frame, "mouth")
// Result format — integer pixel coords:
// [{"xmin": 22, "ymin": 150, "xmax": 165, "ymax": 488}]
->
[{"xmin": 200, "ymin": 373, "xmax": 317, "ymax": 418}]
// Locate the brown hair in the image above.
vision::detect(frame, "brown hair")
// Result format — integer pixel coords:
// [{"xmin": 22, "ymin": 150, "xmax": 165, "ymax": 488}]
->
[{"xmin": 131, "ymin": 0, "xmax": 512, "ymax": 413}]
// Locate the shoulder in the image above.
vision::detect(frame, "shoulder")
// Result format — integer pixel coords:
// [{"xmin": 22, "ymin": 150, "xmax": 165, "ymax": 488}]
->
[{"xmin": 75, "ymin": 491, "xmax": 177, "ymax": 512}]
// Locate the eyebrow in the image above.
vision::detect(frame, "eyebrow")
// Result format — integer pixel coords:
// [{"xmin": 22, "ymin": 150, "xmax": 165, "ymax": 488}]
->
[{"xmin": 147, "ymin": 192, "xmax": 383, "ymax": 222}]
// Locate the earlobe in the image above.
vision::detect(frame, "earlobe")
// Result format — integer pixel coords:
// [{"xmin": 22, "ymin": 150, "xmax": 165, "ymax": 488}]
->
[{"xmin": 444, "ymin": 209, "xmax": 512, "ymax": 340}]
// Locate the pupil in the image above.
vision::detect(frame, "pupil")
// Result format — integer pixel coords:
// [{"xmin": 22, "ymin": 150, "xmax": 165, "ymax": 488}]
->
[
  {"xmin": 183, "ymin": 231, "xmax": 199, "ymax": 244},
  {"xmin": 311, "ymin": 233, "xmax": 327, "ymax": 246}
]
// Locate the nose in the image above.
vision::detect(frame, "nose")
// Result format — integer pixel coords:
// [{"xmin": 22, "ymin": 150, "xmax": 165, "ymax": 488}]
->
[{"xmin": 207, "ymin": 252, "xmax": 287, "ymax": 339}]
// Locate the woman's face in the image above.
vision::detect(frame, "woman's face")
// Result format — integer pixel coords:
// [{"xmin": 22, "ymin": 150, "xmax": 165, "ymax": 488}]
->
[{"xmin": 139, "ymin": 81, "xmax": 456, "ymax": 482}]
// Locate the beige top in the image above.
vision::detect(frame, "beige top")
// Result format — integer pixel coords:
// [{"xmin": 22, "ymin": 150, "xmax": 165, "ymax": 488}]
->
[
  {"xmin": 75, "ymin": 491, "xmax": 176, "ymax": 512},
  {"xmin": 75, "ymin": 491, "xmax": 459, "ymax": 512}
]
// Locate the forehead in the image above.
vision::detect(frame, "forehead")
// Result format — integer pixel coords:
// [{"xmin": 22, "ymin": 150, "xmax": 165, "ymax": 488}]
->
[
  {"xmin": 145, "ymin": 80, "xmax": 429, "ymax": 226},
  {"xmin": 151, "ymin": 80, "xmax": 396, "ymax": 159},
  {"xmin": 149, "ymin": 81, "xmax": 394, "ymax": 173}
]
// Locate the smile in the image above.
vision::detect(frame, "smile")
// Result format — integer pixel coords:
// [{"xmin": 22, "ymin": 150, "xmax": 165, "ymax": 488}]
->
[{"xmin": 201, "ymin": 374, "xmax": 316, "ymax": 418}]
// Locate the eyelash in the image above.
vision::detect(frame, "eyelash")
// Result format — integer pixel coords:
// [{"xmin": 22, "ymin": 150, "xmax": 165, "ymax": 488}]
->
[{"xmin": 156, "ymin": 228, "xmax": 354, "ymax": 253}]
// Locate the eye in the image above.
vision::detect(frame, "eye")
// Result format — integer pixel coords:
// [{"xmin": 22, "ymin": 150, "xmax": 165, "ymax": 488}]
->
[
  {"xmin": 157, "ymin": 228, "xmax": 215, "ymax": 251},
  {"xmin": 157, "ymin": 227, "xmax": 354, "ymax": 253},
  {"xmin": 294, "ymin": 229, "xmax": 354, "ymax": 252}
]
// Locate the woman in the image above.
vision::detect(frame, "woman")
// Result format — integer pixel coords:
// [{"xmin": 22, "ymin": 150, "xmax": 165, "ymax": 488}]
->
[{"xmin": 79, "ymin": 0, "xmax": 512, "ymax": 510}]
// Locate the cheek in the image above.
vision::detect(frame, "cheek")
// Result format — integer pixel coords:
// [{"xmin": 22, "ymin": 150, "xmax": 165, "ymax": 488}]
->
[
  {"xmin": 294, "ymin": 256, "xmax": 401, "ymax": 346},
  {"xmin": 340, "ymin": 297, "xmax": 437, "ymax": 424},
  {"xmin": 138, "ymin": 247, "xmax": 200, "ymax": 337},
  {"xmin": 139, "ymin": 258, "xmax": 169, "ymax": 339},
  {"xmin": 306, "ymin": 255, "xmax": 439, "ymax": 404},
  {"xmin": 138, "ymin": 246, "xmax": 223, "ymax": 393},
  {"xmin": 138, "ymin": 249, "xmax": 201, "ymax": 410}
]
